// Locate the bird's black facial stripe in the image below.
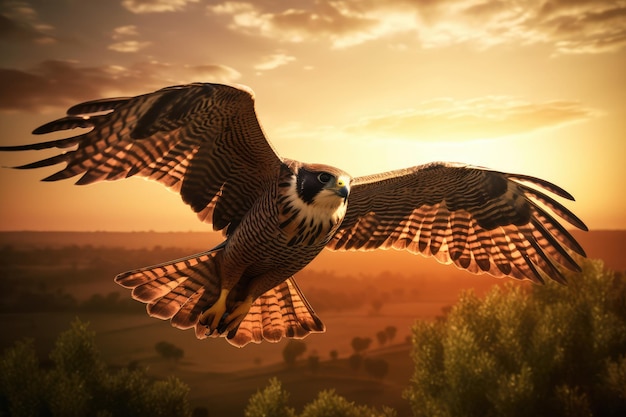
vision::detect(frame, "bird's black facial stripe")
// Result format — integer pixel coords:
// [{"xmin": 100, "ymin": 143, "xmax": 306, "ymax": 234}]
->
[{"xmin": 297, "ymin": 169, "xmax": 332, "ymax": 204}]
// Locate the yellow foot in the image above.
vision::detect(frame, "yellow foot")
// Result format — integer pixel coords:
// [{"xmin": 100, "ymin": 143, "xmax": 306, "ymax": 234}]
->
[
  {"xmin": 222, "ymin": 296, "xmax": 253, "ymax": 333},
  {"xmin": 199, "ymin": 289, "xmax": 229, "ymax": 331}
]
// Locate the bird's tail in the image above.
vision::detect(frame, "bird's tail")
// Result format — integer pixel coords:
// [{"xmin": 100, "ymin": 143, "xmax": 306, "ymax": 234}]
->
[
  {"xmin": 115, "ymin": 247, "xmax": 222, "ymax": 330},
  {"xmin": 115, "ymin": 245, "xmax": 325, "ymax": 347}
]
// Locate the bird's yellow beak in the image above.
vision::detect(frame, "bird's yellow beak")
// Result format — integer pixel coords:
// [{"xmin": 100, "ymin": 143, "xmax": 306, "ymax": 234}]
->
[{"xmin": 334, "ymin": 177, "xmax": 349, "ymax": 200}]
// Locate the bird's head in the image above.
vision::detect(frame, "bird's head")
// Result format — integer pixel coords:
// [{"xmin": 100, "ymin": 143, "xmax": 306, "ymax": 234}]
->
[{"xmin": 296, "ymin": 164, "xmax": 351, "ymax": 210}]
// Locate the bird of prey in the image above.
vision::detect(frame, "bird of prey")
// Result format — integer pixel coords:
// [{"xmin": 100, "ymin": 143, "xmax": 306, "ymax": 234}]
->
[{"xmin": 0, "ymin": 83, "xmax": 587, "ymax": 347}]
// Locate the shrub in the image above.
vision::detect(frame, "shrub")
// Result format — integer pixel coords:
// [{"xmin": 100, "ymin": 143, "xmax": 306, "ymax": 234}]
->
[
  {"xmin": 246, "ymin": 380, "xmax": 396, "ymax": 417},
  {"xmin": 404, "ymin": 260, "xmax": 626, "ymax": 417},
  {"xmin": 245, "ymin": 378, "xmax": 295, "ymax": 417},
  {"xmin": 0, "ymin": 319, "xmax": 191, "ymax": 417}
]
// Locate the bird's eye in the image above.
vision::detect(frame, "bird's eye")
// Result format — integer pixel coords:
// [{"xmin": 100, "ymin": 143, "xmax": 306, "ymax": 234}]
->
[{"xmin": 317, "ymin": 173, "xmax": 333, "ymax": 184}]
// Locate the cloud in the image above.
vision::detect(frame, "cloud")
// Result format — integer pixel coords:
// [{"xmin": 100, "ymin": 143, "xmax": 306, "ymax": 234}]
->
[
  {"xmin": 108, "ymin": 40, "xmax": 151, "ymax": 53},
  {"xmin": 122, "ymin": 0, "xmax": 199, "ymax": 14},
  {"xmin": 208, "ymin": 1, "xmax": 410, "ymax": 49},
  {"xmin": 0, "ymin": 60, "xmax": 241, "ymax": 112},
  {"xmin": 408, "ymin": 0, "xmax": 626, "ymax": 55},
  {"xmin": 108, "ymin": 25, "xmax": 150, "ymax": 53},
  {"xmin": 0, "ymin": 1, "xmax": 55, "ymax": 44},
  {"xmin": 346, "ymin": 96, "xmax": 599, "ymax": 141},
  {"xmin": 254, "ymin": 53, "xmax": 296, "ymax": 71},
  {"xmin": 207, "ymin": 0, "xmax": 626, "ymax": 54},
  {"xmin": 112, "ymin": 24, "xmax": 139, "ymax": 39}
]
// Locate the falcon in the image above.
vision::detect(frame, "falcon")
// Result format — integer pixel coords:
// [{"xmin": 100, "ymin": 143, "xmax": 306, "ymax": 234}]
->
[{"xmin": 0, "ymin": 83, "xmax": 588, "ymax": 347}]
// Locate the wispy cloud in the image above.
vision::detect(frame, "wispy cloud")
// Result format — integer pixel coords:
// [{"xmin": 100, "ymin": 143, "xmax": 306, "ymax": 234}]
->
[
  {"xmin": 108, "ymin": 40, "xmax": 152, "ymax": 53},
  {"xmin": 207, "ymin": 1, "xmax": 395, "ymax": 49},
  {"xmin": 274, "ymin": 96, "xmax": 599, "ymax": 143},
  {"xmin": 108, "ymin": 24, "xmax": 151, "ymax": 53},
  {"xmin": 207, "ymin": 0, "xmax": 626, "ymax": 54},
  {"xmin": 254, "ymin": 53, "xmax": 296, "ymax": 71},
  {"xmin": 347, "ymin": 96, "xmax": 599, "ymax": 141},
  {"xmin": 121, "ymin": 0, "xmax": 199, "ymax": 14},
  {"xmin": 0, "ymin": 60, "xmax": 241, "ymax": 112},
  {"xmin": 0, "ymin": 1, "xmax": 55, "ymax": 44}
]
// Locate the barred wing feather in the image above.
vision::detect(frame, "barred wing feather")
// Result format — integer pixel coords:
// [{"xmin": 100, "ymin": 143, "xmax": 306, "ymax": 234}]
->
[
  {"xmin": 0, "ymin": 83, "xmax": 283, "ymax": 233},
  {"xmin": 328, "ymin": 162, "xmax": 587, "ymax": 284}
]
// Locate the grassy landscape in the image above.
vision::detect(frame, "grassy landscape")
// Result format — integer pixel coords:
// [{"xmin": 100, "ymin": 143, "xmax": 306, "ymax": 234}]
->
[{"xmin": 0, "ymin": 230, "xmax": 624, "ymax": 415}]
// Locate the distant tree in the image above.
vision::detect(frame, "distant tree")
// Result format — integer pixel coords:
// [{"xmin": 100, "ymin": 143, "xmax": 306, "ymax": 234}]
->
[
  {"xmin": 308, "ymin": 352, "xmax": 320, "ymax": 374},
  {"xmin": 244, "ymin": 378, "xmax": 295, "ymax": 417},
  {"xmin": 376, "ymin": 330, "xmax": 388, "ymax": 347},
  {"xmin": 282, "ymin": 340, "xmax": 307, "ymax": 367},
  {"xmin": 155, "ymin": 341, "xmax": 184, "ymax": 361},
  {"xmin": 384, "ymin": 325, "xmax": 397, "ymax": 343},
  {"xmin": 0, "ymin": 319, "xmax": 191, "ymax": 417},
  {"xmin": 370, "ymin": 298, "xmax": 384, "ymax": 315},
  {"xmin": 329, "ymin": 349, "xmax": 339, "ymax": 361},
  {"xmin": 364, "ymin": 358, "xmax": 389, "ymax": 379},
  {"xmin": 349, "ymin": 353, "xmax": 363, "ymax": 372},
  {"xmin": 351, "ymin": 336, "xmax": 372, "ymax": 353},
  {"xmin": 404, "ymin": 260, "xmax": 626, "ymax": 417}
]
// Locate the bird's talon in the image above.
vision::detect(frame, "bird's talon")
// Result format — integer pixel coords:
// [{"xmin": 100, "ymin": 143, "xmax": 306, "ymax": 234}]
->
[{"xmin": 199, "ymin": 288, "xmax": 229, "ymax": 331}]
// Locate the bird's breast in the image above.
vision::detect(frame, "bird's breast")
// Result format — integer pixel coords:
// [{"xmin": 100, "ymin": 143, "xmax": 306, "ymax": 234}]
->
[{"xmin": 276, "ymin": 185, "xmax": 346, "ymax": 248}]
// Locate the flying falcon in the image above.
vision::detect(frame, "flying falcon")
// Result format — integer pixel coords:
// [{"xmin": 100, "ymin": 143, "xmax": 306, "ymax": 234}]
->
[{"xmin": 0, "ymin": 83, "xmax": 588, "ymax": 347}]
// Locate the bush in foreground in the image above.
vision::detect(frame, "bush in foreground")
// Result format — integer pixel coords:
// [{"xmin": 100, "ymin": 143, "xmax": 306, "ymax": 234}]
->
[
  {"xmin": 0, "ymin": 319, "xmax": 191, "ymax": 417},
  {"xmin": 404, "ymin": 260, "xmax": 626, "ymax": 417},
  {"xmin": 245, "ymin": 378, "xmax": 396, "ymax": 417}
]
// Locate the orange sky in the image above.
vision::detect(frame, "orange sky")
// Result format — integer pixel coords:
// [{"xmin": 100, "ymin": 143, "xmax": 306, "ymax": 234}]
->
[{"xmin": 0, "ymin": 0, "xmax": 625, "ymax": 231}]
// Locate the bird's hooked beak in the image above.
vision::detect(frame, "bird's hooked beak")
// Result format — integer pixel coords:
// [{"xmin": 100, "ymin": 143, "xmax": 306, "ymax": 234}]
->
[{"xmin": 334, "ymin": 177, "xmax": 350, "ymax": 202}]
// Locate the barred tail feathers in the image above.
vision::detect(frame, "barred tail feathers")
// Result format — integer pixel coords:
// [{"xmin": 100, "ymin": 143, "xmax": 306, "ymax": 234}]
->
[
  {"xmin": 224, "ymin": 277, "xmax": 326, "ymax": 347},
  {"xmin": 115, "ymin": 249, "xmax": 222, "ymax": 330},
  {"xmin": 115, "ymin": 249, "xmax": 325, "ymax": 347}
]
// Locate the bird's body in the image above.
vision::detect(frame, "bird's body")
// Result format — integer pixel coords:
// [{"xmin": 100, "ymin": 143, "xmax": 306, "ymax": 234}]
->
[{"xmin": 0, "ymin": 83, "xmax": 588, "ymax": 346}]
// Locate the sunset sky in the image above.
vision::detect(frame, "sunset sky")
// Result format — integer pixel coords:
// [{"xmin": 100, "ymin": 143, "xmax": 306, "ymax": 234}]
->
[{"xmin": 0, "ymin": 0, "xmax": 624, "ymax": 232}]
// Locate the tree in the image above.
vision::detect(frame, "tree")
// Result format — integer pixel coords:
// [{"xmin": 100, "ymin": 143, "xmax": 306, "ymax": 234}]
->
[
  {"xmin": 245, "ymin": 380, "xmax": 395, "ymax": 417},
  {"xmin": 155, "ymin": 341, "xmax": 184, "ymax": 361},
  {"xmin": 329, "ymin": 349, "xmax": 339, "ymax": 361},
  {"xmin": 308, "ymin": 352, "xmax": 320, "ymax": 373},
  {"xmin": 384, "ymin": 325, "xmax": 397, "ymax": 343},
  {"xmin": 245, "ymin": 378, "xmax": 295, "ymax": 417},
  {"xmin": 376, "ymin": 330, "xmax": 388, "ymax": 347},
  {"xmin": 351, "ymin": 336, "xmax": 372, "ymax": 353},
  {"xmin": 300, "ymin": 389, "xmax": 396, "ymax": 417},
  {"xmin": 349, "ymin": 353, "xmax": 363, "ymax": 372},
  {"xmin": 404, "ymin": 260, "xmax": 626, "ymax": 417},
  {"xmin": 0, "ymin": 319, "xmax": 191, "ymax": 417},
  {"xmin": 282, "ymin": 340, "xmax": 307, "ymax": 367}
]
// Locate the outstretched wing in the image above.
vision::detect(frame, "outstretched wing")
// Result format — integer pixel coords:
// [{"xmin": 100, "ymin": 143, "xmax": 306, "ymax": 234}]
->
[
  {"xmin": 328, "ymin": 162, "xmax": 587, "ymax": 284},
  {"xmin": 0, "ymin": 83, "xmax": 282, "ymax": 233}
]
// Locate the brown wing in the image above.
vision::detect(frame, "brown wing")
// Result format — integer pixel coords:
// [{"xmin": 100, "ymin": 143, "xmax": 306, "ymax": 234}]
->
[
  {"xmin": 328, "ymin": 162, "xmax": 587, "ymax": 284},
  {"xmin": 0, "ymin": 83, "xmax": 282, "ymax": 233}
]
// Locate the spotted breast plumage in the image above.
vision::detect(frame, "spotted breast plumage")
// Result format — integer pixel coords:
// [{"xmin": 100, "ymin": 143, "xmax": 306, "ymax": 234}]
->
[{"xmin": 0, "ymin": 83, "xmax": 588, "ymax": 347}]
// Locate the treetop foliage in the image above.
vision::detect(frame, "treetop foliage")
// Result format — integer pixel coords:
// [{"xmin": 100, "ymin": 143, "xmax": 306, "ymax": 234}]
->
[
  {"xmin": 0, "ymin": 318, "xmax": 191, "ymax": 417},
  {"xmin": 404, "ymin": 260, "xmax": 626, "ymax": 417},
  {"xmin": 245, "ymin": 378, "xmax": 396, "ymax": 417}
]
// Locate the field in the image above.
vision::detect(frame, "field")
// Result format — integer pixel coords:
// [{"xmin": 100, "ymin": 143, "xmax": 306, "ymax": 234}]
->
[{"xmin": 0, "ymin": 230, "xmax": 623, "ymax": 415}]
